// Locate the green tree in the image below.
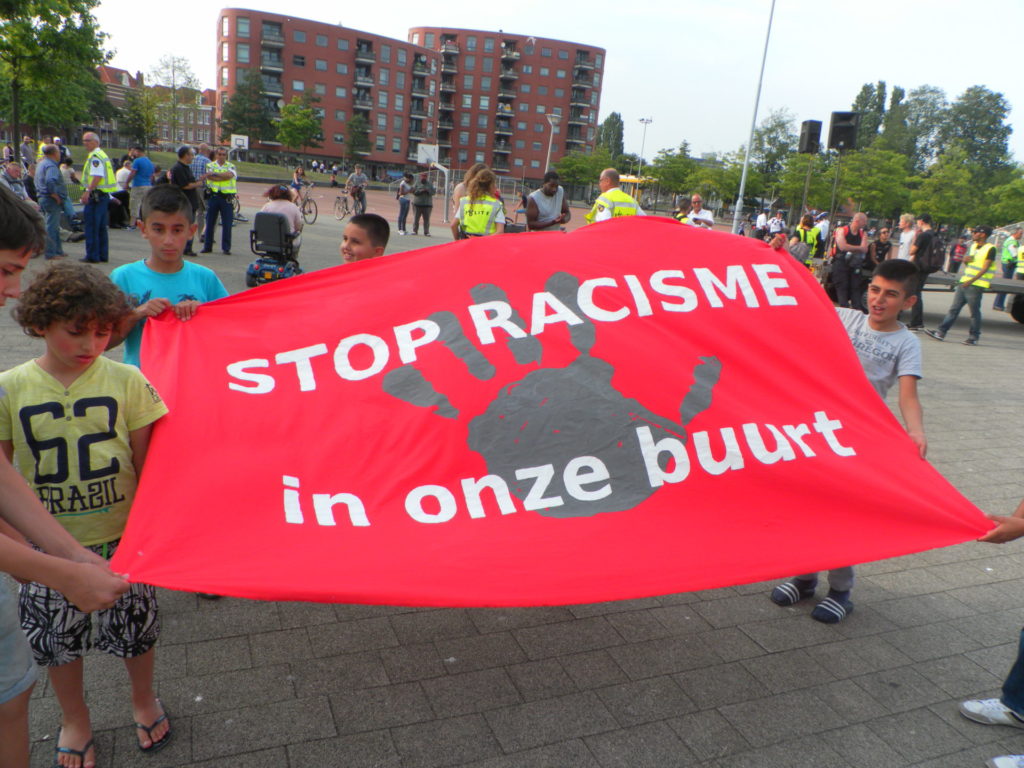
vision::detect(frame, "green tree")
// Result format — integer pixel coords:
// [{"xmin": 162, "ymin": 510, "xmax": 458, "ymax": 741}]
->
[
  {"xmin": 647, "ymin": 142, "xmax": 695, "ymax": 194},
  {"xmin": 751, "ymin": 108, "xmax": 797, "ymax": 186},
  {"xmin": 778, "ymin": 152, "xmax": 832, "ymax": 213},
  {"xmin": 936, "ymin": 85, "xmax": 1013, "ymax": 183},
  {"xmin": 0, "ymin": 0, "xmax": 108, "ymax": 139},
  {"xmin": 985, "ymin": 170, "xmax": 1024, "ymax": 225},
  {"xmin": 595, "ymin": 112, "xmax": 624, "ymax": 162},
  {"xmin": 149, "ymin": 54, "xmax": 201, "ymax": 144},
  {"xmin": 276, "ymin": 93, "xmax": 322, "ymax": 152},
  {"xmin": 698, "ymin": 149, "xmax": 762, "ymax": 208},
  {"xmin": 218, "ymin": 68, "xmax": 273, "ymax": 143},
  {"xmin": 344, "ymin": 111, "xmax": 370, "ymax": 160},
  {"xmin": 911, "ymin": 143, "xmax": 983, "ymax": 229},
  {"xmin": 838, "ymin": 146, "xmax": 911, "ymax": 219},
  {"xmin": 120, "ymin": 86, "xmax": 161, "ymax": 145},
  {"xmin": 850, "ymin": 80, "xmax": 886, "ymax": 149},
  {"xmin": 876, "ymin": 86, "xmax": 910, "ymax": 156},
  {"xmin": 554, "ymin": 146, "xmax": 611, "ymax": 188},
  {"xmin": 902, "ymin": 85, "xmax": 948, "ymax": 172}
]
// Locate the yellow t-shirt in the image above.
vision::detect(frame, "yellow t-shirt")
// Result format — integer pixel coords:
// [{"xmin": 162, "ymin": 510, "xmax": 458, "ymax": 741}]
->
[{"xmin": 0, "ymin": 356, "xmax": 168, "ymax": 546}]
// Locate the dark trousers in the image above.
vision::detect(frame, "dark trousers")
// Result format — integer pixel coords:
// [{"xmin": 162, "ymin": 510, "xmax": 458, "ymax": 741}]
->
[
  {"xmin": 993, "ymin": 261, "xmax": 1017, "ymax": 310},
  {"xmin": 397, "ymin": 198, "xmax": 410, "ymax": 231},
  {"xmin": 83, "ymin": 193, "xmax": 110, "ymax": 262},
  {"xmin": 1001, "ymin": 628, "xmax": 1024, "ymax": 715},
  {"xmin": 413, "ymin": 205, "xmax": 431, "ymax": 235},
  {"xmin": 204, "ymin": 195, "xmax": 234, "ymax": 252},
  {"xmin": 831, "ymin": 258, "xmax": 865, "ymax": 311},
  {"xmin": 908, "ymin": 264, "xmax": 928, "ymax": 327}
]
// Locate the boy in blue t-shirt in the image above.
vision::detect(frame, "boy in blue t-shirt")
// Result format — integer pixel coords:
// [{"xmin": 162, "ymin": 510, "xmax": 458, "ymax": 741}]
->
[{"xmin": 110, "ymin": 185, "xmax": 228, "ymax": 367}]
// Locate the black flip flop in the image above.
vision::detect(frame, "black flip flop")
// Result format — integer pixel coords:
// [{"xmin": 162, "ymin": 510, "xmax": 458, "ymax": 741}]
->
[
  {"xmin": 135, "ymin": 699, "xmax": 172, "ymax": 753},
  {"xmin": 53, "ymin": 735, "xmax": 94, "ymax": 768}
]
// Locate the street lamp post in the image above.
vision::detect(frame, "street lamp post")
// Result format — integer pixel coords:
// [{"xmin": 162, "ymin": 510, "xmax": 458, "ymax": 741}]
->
[
  {"xmin": 637, "ymin": 117, "xmax": 652, "ymax": 177},
  {"xmin": 544, "ymin": 113, "xmax": 562, "ymax": 173}
]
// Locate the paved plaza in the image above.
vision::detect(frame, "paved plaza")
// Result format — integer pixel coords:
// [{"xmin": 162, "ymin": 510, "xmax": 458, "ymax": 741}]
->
[{"xmin": 6, "ymin": 187, "xmax": 1024, "ymax": 767}]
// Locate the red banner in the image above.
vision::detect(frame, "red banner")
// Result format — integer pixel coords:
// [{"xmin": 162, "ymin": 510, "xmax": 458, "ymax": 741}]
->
[{"xmin": 111, "ymin": 217, "xmax": 989, "ymax": 605}]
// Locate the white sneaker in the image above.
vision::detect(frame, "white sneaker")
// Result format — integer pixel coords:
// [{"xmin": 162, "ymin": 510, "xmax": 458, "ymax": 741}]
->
[
  {"xmin": 988, "ymin": 756, "xmax": 1024, "ymax": 768},
  {"xmin": 960, "ymin": 698, "xmax": 1024, "ymax": 728}
]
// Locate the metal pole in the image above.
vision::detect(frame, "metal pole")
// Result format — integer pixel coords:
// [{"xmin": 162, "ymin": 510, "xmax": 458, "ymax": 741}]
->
[
  {"xmin": 731, "ymin": 0, "xmax": 777, "ymax": 234},
  {"xmin": 544, "ymin": 113, "xmax": 561, "ymax": 173},
  {"xmin": 800, "ymin": 153, "xmax": 814, "ymax": 220},
  {"xmin": 638, "ymin": 117, "xmax": 652, "ymax": 177},
  {"xmin": 828, "ymin": 151, "xmax": 842, "ymax": 228}
]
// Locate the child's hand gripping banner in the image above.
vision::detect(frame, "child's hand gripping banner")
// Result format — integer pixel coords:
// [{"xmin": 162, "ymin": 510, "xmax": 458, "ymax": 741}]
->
[{"xmin": 111, "ymin": 217, "xmax": 989, "ymax": 605}]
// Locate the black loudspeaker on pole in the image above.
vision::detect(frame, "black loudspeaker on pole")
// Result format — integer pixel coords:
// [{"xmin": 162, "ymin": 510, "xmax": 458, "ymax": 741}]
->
[
  {"xmin": 798, "ymin": 120, "xmax": 821, "ymax": 154},
  {"xmin": 828, "ymin": 112, "xmax": 860, "ymax": 151}
]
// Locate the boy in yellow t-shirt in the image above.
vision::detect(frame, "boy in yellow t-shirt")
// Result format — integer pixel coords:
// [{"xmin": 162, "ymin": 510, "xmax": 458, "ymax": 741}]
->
[{"xmin": 0, "ymin": 262, "xmax": 169, "ymax": 767}]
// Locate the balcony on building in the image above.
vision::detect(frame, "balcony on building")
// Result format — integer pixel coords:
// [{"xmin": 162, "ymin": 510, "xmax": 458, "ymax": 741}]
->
[
  {"xmin": 441, "ymin": 56, "xmax": 457, "ymax": 74},
  {"xmin": 438, "ymin": 117, "xmax": 454, "ymax": 130},
  {"xmin": 354, "ymin": 44, "xmax": 375, "ymax": 63},
  {"xmin": 498, "ymin": 67, "xmax": 518, "ymax": 80},
  {"xmin": 572, "ymin": 70, "xmax": 592, "ymax": 87},
  {"xmin": 493, "ymin": 158, "xmax": 511, "ymax": 172},
  {"xmin": 494, "ymin": 120, "xmax": 512, "ymax": 135},
  {"xmin": 574, "ymin": 54, "xmax": 595, "ymax": 70},
  {"xmin": 437, "ymin": 137, "xmax": 451, "ymax": 147},
  {"xmin": 492, "ymin": 142, "xmax": 511, "ymax": 154},
  {"xmin": 411, "ymin": 78, "xmax": 429, "ymax": 97},
  {"xmin": 440, "ymin": 38, "xmax": 459, "ymax": 54},
  {"xmin": 354, "ymin": 69, "xmax": 374, "ymax": 87},
  {"xmin": 495, "ymin": 102, "xmax": 514, "ymax": 116},
  {"xmin": 440, "ymin": 77, "xmax": 456, "ymax": 93},
  {"xmin": 500, "ymin": 46, "xmax": 520, "ymax": 60},
  {"xmin": 261, "ymin": 76, "xmax": 283, "ymax": 96},
  {"xmin": 412, "ymin": 58, "xmax": 430, "ymax": 74},
  {"xmin": 567, "ymin": 110, "xmax": 586, "ymax": 126},
  {"xmin": 440, "ymin": 97, "xmax": 455, "ymax": 111},
  {"xmin": 409, "ymin": 100, "xmax": 428, "ymax": 118},
  {"xmin": 566, "ymin": 136, "xmax": 586, "ymax": 147},
  {"xmin": 406, "ymin": 149, "xmax": 420, "ymax": 161},
  {"xmin": 260, "ymin": 52, "xmax": 284, "ymax": 72},
  {"xmin": 570, "ymin": 89, "xmax": 588, "ymax": 107},
  {"xmin": 408, "ymin": 128, "xmax": 425, "ymax": 140},
  {"xmin": 261, "ymin": 25, "xmax": 284, "ymax": 47},
  {"xmin": 352, "ymin": 94, "xmax": 372, "ymax": 112},
  {"xmin": 497, "ymin": 86, "xmax": 516, "ymax": 100}
]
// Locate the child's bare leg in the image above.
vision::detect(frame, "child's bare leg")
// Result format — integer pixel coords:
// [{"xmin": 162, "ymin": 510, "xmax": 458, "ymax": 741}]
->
[
  {"xmin": 124, "ymin": 649, "xmax": 167, "ymax": 748},
  {"xmin": 0, "ymin": 684, "xmax": 33, "ymax": 768},
  {"xmin": 48, "ymin": 658, "xmax": 95, "ymax": 768}
]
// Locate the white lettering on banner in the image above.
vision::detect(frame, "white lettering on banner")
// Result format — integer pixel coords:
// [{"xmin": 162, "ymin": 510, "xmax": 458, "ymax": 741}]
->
[
  {"xmin": 281, "ymin": 410, "xmax": 854, "ymax": 528},
  {"xmin": 228, "ymin": 265, "xmax": 799, "ymax": 395}
]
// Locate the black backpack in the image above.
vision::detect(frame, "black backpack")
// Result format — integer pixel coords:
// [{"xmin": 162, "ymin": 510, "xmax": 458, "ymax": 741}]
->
[{"xmin": 919, "ymin": 232, "xmax": 945, "ymax": 274}]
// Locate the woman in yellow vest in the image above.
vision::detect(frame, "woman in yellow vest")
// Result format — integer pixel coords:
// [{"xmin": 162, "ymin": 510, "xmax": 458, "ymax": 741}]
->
[
  {"xmin": 792, "ymin": 214, "xmax": 822, "ymax": 267},
  {"xmin": 451, "ymin": 168, "xmax": 506, "ymax": 238}
]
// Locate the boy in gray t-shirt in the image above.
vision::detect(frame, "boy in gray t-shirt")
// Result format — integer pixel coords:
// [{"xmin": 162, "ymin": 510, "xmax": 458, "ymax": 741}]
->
[{"xmin": 770, "ymin": 260, "xmax": 926, "ymax": 623}]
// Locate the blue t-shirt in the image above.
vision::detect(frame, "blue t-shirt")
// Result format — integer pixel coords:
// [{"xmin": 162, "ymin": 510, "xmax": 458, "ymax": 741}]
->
[
  {"xmin": 130, "ymin": 156, "xmax": 154, "ymax": 187},
  {"xmin": 111, "ymin": 260, "xmax": 228, "ymax": 367}
]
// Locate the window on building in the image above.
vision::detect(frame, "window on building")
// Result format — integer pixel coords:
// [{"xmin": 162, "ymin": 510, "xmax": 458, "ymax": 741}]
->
[
  {"xmin": 337, "ymin": 38, "xmax": 349, "ymax": 50},
  {"xmin": 392, "ymin": 137, "xmax": 401, "ymax": 152},
  {"xmin": 531, "ymin": 159, "xmax": 540, "ymax": 168},
  {"xmin": 518, "ymin": 103, "xmax": 529, "ymax": 112},
  {"xmin": 411, "ymin": 33, "xmax": 420, "ymax": 45},
  {"xmin": 475, "ymin": 151, "xmax": 485, "ymax": 163},
  {"xmin": 591, "ymin": 92, "xmax": 598, "ymax": 106},
  {"xmin": 531, "ymin": 141, "xmax": 542, "ymax": 151},
  {"xmin": 394, "ymin": 93, "xmax": 404, "ymax": 110},
  {"xmin": 424, "ymin": 33, "xmax": 434, "ymax": 48},
  {"xmin": 381, "ymin": 44, "xmax": 391, "ymax": 63},
  {"xmin": 476, "ymin": 132, "xmax": 486, "ymax": 147},
  {"xmin": 554, "ymin": 88, "xmax": 565, "ymax": 98},
  {"xmin": 458, "ymin": 149, "xmax": 468, "ymax": 162},
  {"xmin": 522, "ymin": 64, "xmax": 533, "ymax": 74},
  {"xmin": 459, "ymin": 131, "xmax": 469, "ymax": 145},
  {"xmin": 515, "ymin": 139, "xmax": 525, "ymax": 149},
  {"xmin": 221, "ymin": 42, "xmax": 229, "ymax": 62},
  {"xmin": 379, "ymin": 68, "xmax": 389, "ymax": 85},
  {"xmin": 517, "ymin": 121, "xmax": 527, "ymax": 130},
  {"xmin": 460, "ymin": 113, "xmax": 470, "ymax": 127},
  {"xmin": 335, "ymin": 109, "xmax": 346, "ymax": 120},
  {"xmin": 292, "ymin": 80, "xmax": 305, "ymax": 91},
  {"xmin": 314, "ymin": 83, "xmax": 326, "ymax": 95},
  {"xmin": 315, "ymin": 58, "xmax": 327, "ymax": 71},
  {"xmin": 535, "ymin": 122, "xmax": 545, "ymax": 132},
  {"xmin": 397, "ymin": 48, "xmax": 407, "ymax": 65},
  {"xmin": 541, "ymin": 47, "xmax": 552, "ymax": 57},
  {"xmin": 461, "ymin": 94, "xmax": 472, "ymax": 108},
  {"xmin": 236, "ymin": 43, "xmax": 249, "ymax": 63},
  {"xmin": 536, "ymin": 105, "xmax": 545, "ymax": 114},
  {"xmin": 333, "ymin": 133, "xmax": 345, "ymax": 142},
  {"xmin": 377, "ymin": 91, "xmax": 388, "ymax": 107},
  {"xmin": 237, "ymin": 17, "xmax": 249, "ymax": 37},
  {"xmin": 393, "ymin": 115, "xmax": 403, "ymax": 130},
  {"xmin": 294, "ymin": 30, "xmax": 306, "ymax": 43},
  {"xmin": 588, "ymin": 127, "xmax": 595, "ymax": 139},
  {"xmin": 376, "ymin": 135, "xmax": 385, "ymax": 150},
  {"xmin": 466, "ymin": 35, "xmax": 477, "ymax": 51},
  {"xmin": 477, "ymin": 114, "xmax": 488, "ymax": 128},
  {"xmin": 539, "ymin": 67, "xmax": 549, "ymax": 76},
  {"xmin": 220, "ymin": 67, "xmax": 229, "ymax": 86},
  {"xmin": 479, "ymin": 95, "xmax": 490, "ymax": 110},
  {"xmin": 514, "ymin": 158, "xmax": 524, "ymax": 167},
  {"xmin": 463, "ymin": 74, "xmax": 474, "ymax": 89},
  {"xmin": 596, "ymin": 53, "xmax": 603, "ymax": 68},
  {"xmin": 556, "ymin": 69, "xmax": 566, "ymax": 78},
  {"xmin": 293, "ymin": 54, "xmax": 305, "ymax": 66},
  {"xmin": 593, "ymin": 73, "xmax": 601, "ymax": 86},
  {"xmin": 336, "ymin": 63, "xmax": 348, "ymax": 75},
  {"xmin": 221, "ymin": 16, "xmax": 229, "ymax": 36},
  {"xmin": 481, "ymin": 77, "xmax": 492, "ymax": 90},
  {"xmin": 537, "ymin": 86, "xmax": 548, "ymax": 95},
  {"xmin": 464, "ymin": 55, "xmax": 475, "ymax": 71},
  {"xmin": 484, "ymin": 38, "xmax": 494, "ymax": 52},
  {"xmin": 377, "ymin": 113, "xmax": 386, "ymax": 129},
  {"xmin": 553, "ymin": 106, "xmax": 562, "ymax": 116},
  {"xmin": 482, "ymin": 58, "xmax": 493, "ymax": 72},
  {"xmin": 396, "ymin": 72, "xmax": 405, "ymax": 88},
  {"xmin": 558, "ymin": 49, "xmax": 569, "ymax": 60},
  {"xmin": 314, "ymin": 107, "xmax": 325, "ymax": 118}
]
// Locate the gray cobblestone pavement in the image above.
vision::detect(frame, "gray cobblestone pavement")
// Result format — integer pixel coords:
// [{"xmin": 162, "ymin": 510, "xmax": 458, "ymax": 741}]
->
[{"xmin": 6, "ymin": 192, "xmax": 1024, "ymax": 766}]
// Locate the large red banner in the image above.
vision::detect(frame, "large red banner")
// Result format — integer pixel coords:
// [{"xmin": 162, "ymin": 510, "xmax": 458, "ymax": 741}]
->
[{"xmin": 111, "ymin": 217, "xmax": 989, "ymax": 605}]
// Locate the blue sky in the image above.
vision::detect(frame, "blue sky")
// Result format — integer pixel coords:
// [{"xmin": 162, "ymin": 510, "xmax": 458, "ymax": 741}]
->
[{"xmin": 95, "ymin": 0, "xmax": 1024, "ymax": 164}]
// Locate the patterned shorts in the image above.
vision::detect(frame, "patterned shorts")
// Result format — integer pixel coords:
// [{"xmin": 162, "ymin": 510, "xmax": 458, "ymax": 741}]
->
[{"xmin": 18, "ymin": 539, "xmax": 160, "ymax": 667}]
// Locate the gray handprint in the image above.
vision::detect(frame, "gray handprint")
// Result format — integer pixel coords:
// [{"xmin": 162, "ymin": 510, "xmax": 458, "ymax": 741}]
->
[{"xmin": 383, "ymin": 272, "xmax": 721, "ymax": 518}]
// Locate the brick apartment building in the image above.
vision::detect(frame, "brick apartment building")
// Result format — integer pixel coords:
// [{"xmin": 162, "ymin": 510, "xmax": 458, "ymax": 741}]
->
[{"xmin": 216, "ymin": 10, "xmax": 604, "ymax": 180}]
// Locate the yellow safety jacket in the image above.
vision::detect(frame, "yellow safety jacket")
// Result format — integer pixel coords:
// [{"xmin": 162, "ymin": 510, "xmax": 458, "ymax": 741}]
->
[
  {"xmin": 585, "ymin": 187, "xmax": 639, "ymax": 223},
  {"xmin": 86, "ymin": 147, "xmax": 118, "ymax": 193},
  {"xmin": 206, "ymin": 161, "xmax": 237, "ymax": 194},
  {"xmin": 961, "ymin": 243, "xmax": 997, "ymax": 288},
  {"xmin": 458, "ymin": 194, "xmax": 503, "ymax": 236},
  {"xmin": 674, "ymin": 213, "xmax": 691, "ymax": 225}
]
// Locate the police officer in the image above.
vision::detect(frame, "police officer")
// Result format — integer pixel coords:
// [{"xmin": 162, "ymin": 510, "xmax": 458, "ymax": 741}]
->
[
  {"xmin": 584, "ymin": 168, "xmax": 644, "ymax": 224},
  {"xmin": 79, "ymin": 131, "xmax": 118, "ymax": 263},
  {"xmin": 200, "ymin": 147, "xmax": 238, "ymax": 255},
  {"xmin": 926, "ymin": 226, "xmax": 997, "ymax": 346},
  {"xmin": 451, "ymin": 168, "xmax": 506, "ymax": 237}
]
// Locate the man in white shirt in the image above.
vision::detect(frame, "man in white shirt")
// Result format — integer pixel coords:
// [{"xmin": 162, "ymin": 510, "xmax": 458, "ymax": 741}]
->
[
  {"xmin": 755, "ymin": 209, "xmax": 769, "ymax": 239},
  {"xmin": 896, "ymin": 213, "xmax": 915, "ymax": 261},
  {"xmin": 689, "ymin": 194, "xmax": 714, "ymax": 229}
]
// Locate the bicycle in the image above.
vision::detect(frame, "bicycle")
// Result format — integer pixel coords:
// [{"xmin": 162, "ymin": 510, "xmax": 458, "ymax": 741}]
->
[
  {"xmin": 350, "ymin": 185, "xmax": 366, "ymax": 216},
  {"xmin": 232, "ymin": 194, "xmax": 248, "ymax": 223},
  {"xmin": 298, "ymin": 182, "xmax": 318, "ymax": 225},
  {"xmin": 333, "ymin": 192, "xmax": 352, "ymax": 220}
]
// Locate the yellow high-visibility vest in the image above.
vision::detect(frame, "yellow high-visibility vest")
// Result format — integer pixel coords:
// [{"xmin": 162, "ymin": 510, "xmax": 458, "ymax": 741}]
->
[
  {"xmin": 458, "ymin": 194, "xmax": 503, "ymax": 235},
  {"xmin": 206, "ymin": 161, "xmax": 237, "ymax": 194},
  {"xmin": 585, "ymin": 187, "xmax": 639, "ymax": 223},
  {"xmin": 86, "ymin": 147, "xmax": 118, "ymax": 193},
  {"xmin": 961, "ymin": 243, "xmax": 997, "ymax": 288}
]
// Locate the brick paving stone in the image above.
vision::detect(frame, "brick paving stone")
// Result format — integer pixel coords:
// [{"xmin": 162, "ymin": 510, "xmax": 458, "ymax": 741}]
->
[
  {"xmin": 668, "ymin": 709, "xmax": 753, "ymax": 762},
  {"xmin": 506, "ymin": 658, "xmax": 577, "ymax": 701},
  {"xmin": 709, "ymin": 734, "xmax": 852, "ymax": 768},
  {"xmin": 514, "ymin": 616, "xmax": 625, "ymax": 660},
  {"xmin": 288, "ymin": 651, "xmax": 389, "ymax": 696},
  {"xmin": 434, "ymin": 631, "xmax": 528, "ymax": 673},
  {"xmin": 740, "ymin": 647, "xmax": 836, "ymax": 694},
  {"xmin": 381, "ymin": 642, "xmax": 448, "ymax": 683},
  {"xmin": 329, "ymin": 682, "xmax": 434, "ymax": 734},
  {"xmin": 456, "ymin": 739, "xmax": 600, "ymax": 768},
  {"xmin": 595, "ymin": 676, "xmax": 697, "ymax": 727},
  {"xmin": 466, "ymin": 606, "xmax": 577, "ymax": 634},
  {"xmin": 392, "ymin": 714, "xmax": 503, "ymax": 767},
  {"xmin": 421, "ymin": 668, "xmax": 522, "ymax": 718},
  {"xmin": 483, "ymin": 691, "xmax": 619, "ymax": 752},
  {"xmin": 607, "ymin": 635, "xmax": 720, "ymax": 680},
  {"xmin": 913, "ymin": 655, "xmax": 1003, "ymax": 697},
  {"xmin": 306, "ymin": 616, "xmax": 401, "ymax": 656},
  {"xmin": 674, "ymin": 662, "xmax": 771, "ymax": 710},
  {"xmin": 390, "ymin": 608, "xmax": 480, "ymax": 643},
  {"xmin": 190, "ymin": 695, "xmax": 335, "ymax": 760},
  {"xmin": 559, "ymin": 649, "xmax": 630, "ymax": 690},
  {"xmin": 583, "ymin": 721, "xmax": 696, "ymax": 767},
  {"xmin": 819, "ymin": 722, "xmax": 906, "ymax": 768},
  {"xmin": 719, "ymin": 690, "xmax": 846, "ymax": 747},
  {"xmin": 851, "ymin": 667, "xmax": 948, "ymax": 713},
  {"xmin": 287, "ymin": 730, "xmax": 401, "ymax": 768},
  {"xmin": 868, "ymin": 708, "xmax": 975, "ymax": 762}
]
